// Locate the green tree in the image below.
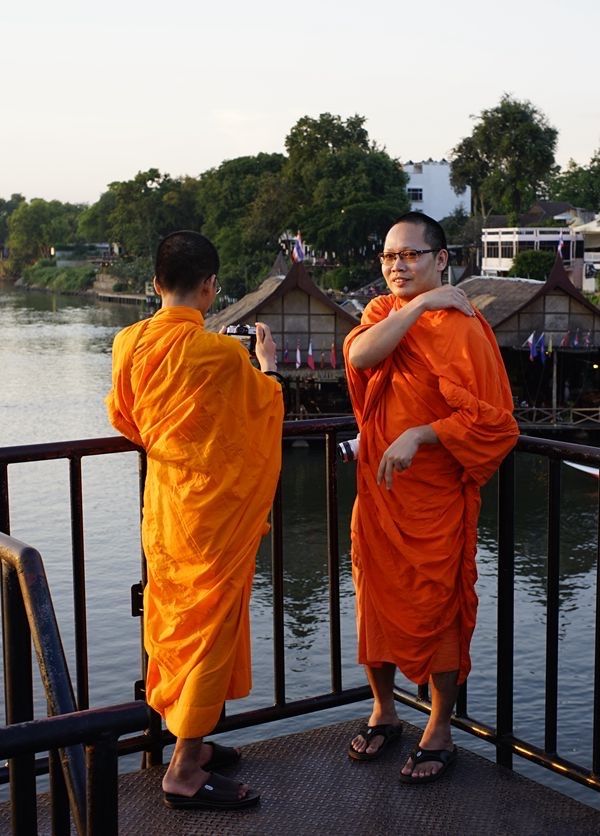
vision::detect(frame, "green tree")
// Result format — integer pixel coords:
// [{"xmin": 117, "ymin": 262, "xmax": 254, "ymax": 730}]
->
[
  {"xmin": 7, "ymin": 199, "xmax": 83, "ymax": 269},
  {"xmin": 284, "ymin": 113, "xmax": 409, "ymax": 266},
  {"xmin": 508, "ymin": 249, "xmax": 556, "ymax": 281},
  {"xmin": 549, "ymin": 149, "xmax": 600, "ymax": 211},
  {"xmin": 196, "ymin": 153, "xmax": 287, "ymax": 295},
  {"xmin": 0, "ymin": 193, "xmax": 26, "ymax": 245},
  {"xmin": 450, "ymin": 95, "xmax": 558, "ymax": 220}
]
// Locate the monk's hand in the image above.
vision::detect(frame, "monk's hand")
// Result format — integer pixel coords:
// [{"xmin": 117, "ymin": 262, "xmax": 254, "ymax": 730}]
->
[
  {"xmin": 420, "ymin": 285, "xmax": 475, "ymax": 317},
  {"xmin": 377, "ymin": 425, "xmax": 438, "ymax": 489},
  {"xmin": 255, "ymin": 321, "xmax": 277, "ymax": 372}
]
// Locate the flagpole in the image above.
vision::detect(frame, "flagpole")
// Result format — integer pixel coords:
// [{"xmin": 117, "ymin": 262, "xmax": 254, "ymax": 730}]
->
[{"xmin": 552, "ymin": 350, "xmax": 557, "ymax": 419}]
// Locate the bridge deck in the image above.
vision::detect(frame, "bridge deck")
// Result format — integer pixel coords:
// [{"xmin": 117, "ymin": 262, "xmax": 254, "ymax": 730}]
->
[{"xmin": 3, "ymin": 718, "xmax": 599, "ymax": 835}]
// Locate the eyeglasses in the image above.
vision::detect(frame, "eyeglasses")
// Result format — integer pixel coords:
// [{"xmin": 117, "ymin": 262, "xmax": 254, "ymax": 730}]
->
[
  {"xmin": 213, "ymin": 276, "xmax": 221, "ymax": 295},
  {"xmin": 378, "ymin": 249, "xmax": 438, "ymax": 265}
]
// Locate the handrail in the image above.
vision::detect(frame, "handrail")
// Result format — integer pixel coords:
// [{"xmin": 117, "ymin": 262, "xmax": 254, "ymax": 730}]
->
[{"xmin": 0, "ymin": 420, "xmax": 598, "ymax": 835}]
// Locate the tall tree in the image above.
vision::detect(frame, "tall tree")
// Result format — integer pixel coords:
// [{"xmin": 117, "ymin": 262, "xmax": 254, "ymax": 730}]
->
[
  {"xmin": 450, "ymin": 95, "xmax": 558, "ymax": 221},
  {"xmin": 549, "ymin": 149, "xmax": 600, "ymax": 211},
  {"xmin": 284, "ymin": 113, "xmax": 409, "ymax": 263}
]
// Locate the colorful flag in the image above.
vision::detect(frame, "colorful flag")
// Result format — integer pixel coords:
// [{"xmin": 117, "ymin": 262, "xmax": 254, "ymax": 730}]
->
[
  {"xmin": 557, "ymin": 230, "xmax": 564, "ymax": 257},
  {"xmin": 573, "ymin": 329, "xmax": 580, "ymax": 347},
  {"xmin": 284, "ymin": 340, "xmax": 289, "ymax": 363},
  {"xmin": 547, "ymin": 334, "xmax": 553, "ymax": 354},
  {"xmin": 320, "ymin": 351, "xmax": 325, "ymax": 369},
  {"xmin": 330, "ymin": 342, "xmax": 337, "ymax": 369},
  {"xmin": 292, "ymin": 231, "xmax": 305, "ymax": 263},
  {"xmin": 584, "ymin": 331, "xmax": 592, "ymax": 347},
  {"xmin": 307, "ymin": 340, "xmax": 315, "ymax": 370},
  {"xmin": 295, "ymin": 340, "xmax": 301, "ymax": 369},
  {"xmin": 524, "ymin": 331, "xmax": 536, "ymax": 361},
  {"xmin": 536, "ymin": 333, "xmax": 546, "ymax": 364},
  {"xmin": 560, "ymin": 331, "xmax": 570, "ymax": 348}
]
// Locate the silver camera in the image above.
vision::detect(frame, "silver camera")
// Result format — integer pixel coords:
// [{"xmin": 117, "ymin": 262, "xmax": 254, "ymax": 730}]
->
[
  {"xmin": 226, "ymin": 324, "xmax": 257, "ymax": 352},
  {"xmin": 338, "ymin": 435, "xmax": 360, "ymax": 463}
]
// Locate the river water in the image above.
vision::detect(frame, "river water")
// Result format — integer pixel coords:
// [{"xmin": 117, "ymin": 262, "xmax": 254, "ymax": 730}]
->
[{"xmin": 0, "ymin": 287, "xmax": 598, "ymax": 810}]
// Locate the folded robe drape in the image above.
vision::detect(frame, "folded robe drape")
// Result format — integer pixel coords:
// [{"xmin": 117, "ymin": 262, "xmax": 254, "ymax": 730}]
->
[
  {"xmin": 343, "ymin": 295, "xmax": 519, "ymax": 685},
  {"xmin": 106, "ymin": 306, "xmax": 283, "ymax": 737}
]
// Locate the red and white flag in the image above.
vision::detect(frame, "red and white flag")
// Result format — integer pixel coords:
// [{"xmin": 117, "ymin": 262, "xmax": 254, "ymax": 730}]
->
[
  {"xmin": 295, "ymin": 340, "xmax": 301, "ymax": 369},
  {"xmin": 307, "ymin": 340, "xmax": 315, "ymax": 370},
  {"xmin": 291, "ymin": 231, "xmax": 305, "ymax": 263}
]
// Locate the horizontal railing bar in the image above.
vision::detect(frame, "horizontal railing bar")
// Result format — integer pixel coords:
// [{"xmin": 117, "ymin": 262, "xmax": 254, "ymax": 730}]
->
[{"xmin": 0, "ymin": 702, "xmax": 148, "ymax": 758}]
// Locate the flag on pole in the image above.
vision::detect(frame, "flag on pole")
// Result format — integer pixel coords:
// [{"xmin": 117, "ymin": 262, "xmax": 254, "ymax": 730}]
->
[
  {"xmin": 557, "ymin": 230, "xmax": 564, "ymax": 257},
  {"xmin": 536, "ymin": 333, "xmax": 546, "ymax": 364},
  {"xmin": 307, "ymin": 340, "xmax": 315, "ymax": 370},
  {"xmin": 560, "ymin": 331, "xmax": 570, "ymax": 347},
  {"xmin": 291, "ymin": 231, "xmax": 305, "ymax": 263},
  {"xmin": 320, "ymin": 351, "xmax": 325, "ymax": 369},
  {"xmin": 524, "ymin": 331, "xmax": 536, "ymax": 361},
  {"xmin": 295, "ymin": 340, "xmax": 301, "ymax": 369},
  {"xmin": 330, "ymin": 342, "xmax": 337, "ymax": 369},
  {"xmin": 547, "ymin": 334, "xmax": 553, "ymax": 354},
  {"xmin": 284, "ymin": 340, "xmax": 289, "ymax": 363},
  {"xmin": 573, "ymin": 329, "xmax": 580, "ymax": 347}
]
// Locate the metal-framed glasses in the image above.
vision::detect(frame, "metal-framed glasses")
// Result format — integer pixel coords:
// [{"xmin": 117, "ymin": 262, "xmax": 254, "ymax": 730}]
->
[
  {"xmin": 213, "ymin": 276, "xmax": 222, "ymax": 295},
  {"xmin": 378, "ymin": 249, "xmax": 439, "ymax": 265}
]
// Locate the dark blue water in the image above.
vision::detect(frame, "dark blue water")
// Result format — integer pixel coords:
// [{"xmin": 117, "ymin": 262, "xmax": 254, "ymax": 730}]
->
[{"xmin": 1, "ymin": 287, "xmax": 598, "ymax": 810}]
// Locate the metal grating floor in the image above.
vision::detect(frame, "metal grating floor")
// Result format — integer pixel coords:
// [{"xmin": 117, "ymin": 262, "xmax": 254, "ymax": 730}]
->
[{"xmin": 2, "ymin": 718, "xmax": 600, "ymax": 835}]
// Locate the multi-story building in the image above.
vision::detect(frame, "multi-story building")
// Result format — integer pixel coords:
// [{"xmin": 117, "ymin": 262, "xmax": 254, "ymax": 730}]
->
[
  {"xmin": 481, "ymin": 228, "xmax": 584, "ymax": 287},
  {"xmin": 402, "ymin": 159, "xmax": 471, "ymax": 221}
]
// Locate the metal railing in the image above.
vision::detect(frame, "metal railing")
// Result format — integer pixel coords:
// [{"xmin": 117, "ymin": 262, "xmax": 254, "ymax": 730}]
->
[
  {"xmin": 0, "ymin": 420, "xmax": 599, "ymax": 834},
  {"xmin": 514, "ymin": 406, "xmax": 600, "ymax": 427}
]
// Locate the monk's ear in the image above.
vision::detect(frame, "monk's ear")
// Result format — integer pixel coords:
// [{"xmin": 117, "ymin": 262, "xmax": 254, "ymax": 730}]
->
[
  {"xmin": 153, "ymin": 276, "xmax": 161, "ymax": 296},
  {"xmin": 436, "ymin": 249, "xmax": 449, "ymax": 271}
]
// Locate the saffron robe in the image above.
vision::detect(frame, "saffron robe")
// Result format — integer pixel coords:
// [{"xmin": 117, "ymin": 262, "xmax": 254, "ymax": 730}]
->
[
  {"xmin": 343, "ymin": 295, "xmax": 518, "ymax": 685},
  {"xmin": 106, "ymin": 306, "xmax": 283, "ymax": 737}
]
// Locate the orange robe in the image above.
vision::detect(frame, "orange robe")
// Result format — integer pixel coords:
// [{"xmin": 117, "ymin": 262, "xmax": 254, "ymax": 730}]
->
[
  {"xmin": 106, "ymin": 306, "xmax": 283, "ymax": 737},
  {"xmin": 343, "ymin": 295, "xmax": 518, "ymax": 685}
]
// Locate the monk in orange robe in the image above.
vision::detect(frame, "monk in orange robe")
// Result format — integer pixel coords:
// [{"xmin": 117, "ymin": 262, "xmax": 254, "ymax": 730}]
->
[
  {"xmin": 106, "ymin": 231, "xmax": 284, "ymax": 809},
  {"xmin": 344, "ymin": 212, "xmax": 518, "ymax": 783}
]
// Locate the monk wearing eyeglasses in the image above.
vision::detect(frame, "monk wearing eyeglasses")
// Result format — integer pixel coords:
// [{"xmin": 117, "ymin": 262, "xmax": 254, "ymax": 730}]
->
[
  {"xmin": 107, "ymin": 230, "xmax": 284, "ymax": 810},
  {"xmin": 344, "ymin": 212, "xmax": 518, "ymax": 783}
]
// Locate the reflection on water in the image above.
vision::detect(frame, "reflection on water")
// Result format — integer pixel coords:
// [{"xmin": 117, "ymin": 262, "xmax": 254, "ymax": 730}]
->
[{"xmin": 0, "ymin": 287, "xmax": 598, "ymax": 809}]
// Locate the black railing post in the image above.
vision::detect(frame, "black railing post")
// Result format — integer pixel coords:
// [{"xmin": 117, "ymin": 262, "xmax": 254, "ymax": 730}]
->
[
  {"xmin": 593, "ymin": 476, "xmax": 600, "ymax": 777},
  {"xmin": 325, "ymin": 432, "xmax": 342, "ymax": 694},
  {"xmin": 497, "ymin": 451, "xmax": 515, "ymax": 769},
  {"xmin": 271, "ymin": 477, "xmax": 286, "ymax": 706},
  {"xmin": 86, "ymin": 733, "xmax": 119, "ymax": 836},
  {"xmin": 1, "ymin": 558, "xmax": 36, "ymax": 835},
  {"xmin": 49, "ymin": 747, "xmax": 71, "ymax": 836},
  {"xmin": 69, "ymin": 455, "xmax": 89, "ymax": 710},
  {"xmin": 545, "ymin": 460, "xmax": 561, "ymax": 754}
]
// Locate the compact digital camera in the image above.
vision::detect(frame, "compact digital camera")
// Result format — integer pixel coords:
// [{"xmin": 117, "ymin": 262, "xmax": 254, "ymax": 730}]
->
[{"xmin": 226, "ymin": 324, "xmax": 257, "ymax": 352}]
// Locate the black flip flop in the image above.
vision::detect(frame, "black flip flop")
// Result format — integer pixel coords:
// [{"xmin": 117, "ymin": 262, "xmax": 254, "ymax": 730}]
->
[
  {"xmin": 164, "ymin": 771, "xmax": 260, "ymax": 810},
  {"xmin": 399, "ymin": 745, "xmax": 458, "ymax": 784},
  {"xmin": 348, "ymin": 723, "xmax": 403, "ymax": 761}
]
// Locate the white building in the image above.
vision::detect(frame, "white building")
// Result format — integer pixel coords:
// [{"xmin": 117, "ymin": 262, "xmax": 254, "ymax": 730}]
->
[
  {"xmin": 481, "ymin": 227, "xmax": 585, "ymax": 287},
  {"xmin": 402, "ymin": 159, "xmax": 471, "ymax": 221}
]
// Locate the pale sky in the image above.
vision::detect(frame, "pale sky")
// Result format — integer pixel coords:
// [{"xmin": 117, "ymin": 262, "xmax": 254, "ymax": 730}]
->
[{"xmin": 2, "ymin": 0, "xmax": 599, "ymax": 205}]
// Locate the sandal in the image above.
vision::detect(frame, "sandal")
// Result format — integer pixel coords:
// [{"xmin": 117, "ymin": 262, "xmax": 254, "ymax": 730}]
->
[
  {"xmin": 399, "ymin": 745, "xmax": 458, "ymax": 784},
  {"xmin": 164, "ymin": 771, "xmax": 260, "ymax": 810},
  {"xmin": 348, "ymin": 722, "xmax": 403, "ymax": 761},
  {"xmin": 203, "ymin": 741, "xmax": 241, "ymax": 771}
]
